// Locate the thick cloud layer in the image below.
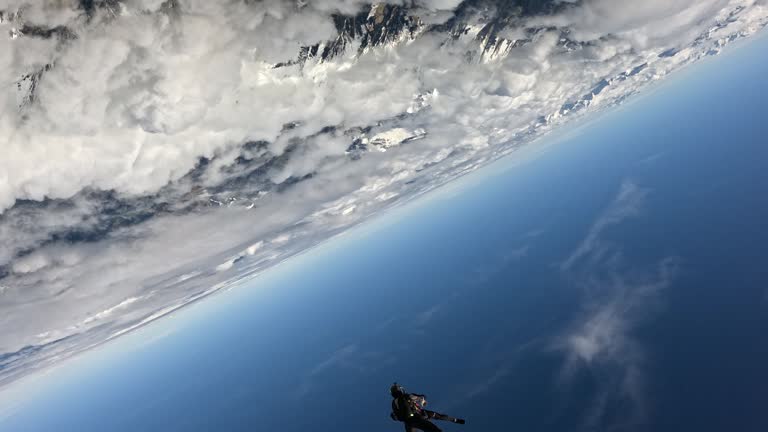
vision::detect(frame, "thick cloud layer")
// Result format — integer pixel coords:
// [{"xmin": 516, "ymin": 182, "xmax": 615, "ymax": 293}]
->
[{"xmin": 0, "ymin": 0, "xmax": 766, "ymax": 387}]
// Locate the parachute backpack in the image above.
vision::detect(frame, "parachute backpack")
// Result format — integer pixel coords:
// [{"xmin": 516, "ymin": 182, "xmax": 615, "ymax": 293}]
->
[{"xmin": 390, "ymin": 383, "xmax": 418, "ymax": 421}]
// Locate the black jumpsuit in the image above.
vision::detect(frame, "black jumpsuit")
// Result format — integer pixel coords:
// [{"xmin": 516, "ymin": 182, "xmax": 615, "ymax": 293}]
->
[{"xmin": 392, "ymin": 393, "xmax": 458, "ymax": 432}]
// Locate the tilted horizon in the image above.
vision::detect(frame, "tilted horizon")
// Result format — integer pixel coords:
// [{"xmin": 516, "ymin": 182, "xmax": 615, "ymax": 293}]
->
[{"xmin": 1, "ymin": 0, "xmax": 767, "ymax": 391}]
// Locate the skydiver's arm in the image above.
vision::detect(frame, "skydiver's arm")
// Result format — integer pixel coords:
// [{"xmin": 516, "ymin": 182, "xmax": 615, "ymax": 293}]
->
[
  {"xmin": 408, "ymin": 394, "xmax": 428, "ymax": 407},
  {"xmin": 425, "ymin": 410, "xmax": 466, "ymax": 424}
]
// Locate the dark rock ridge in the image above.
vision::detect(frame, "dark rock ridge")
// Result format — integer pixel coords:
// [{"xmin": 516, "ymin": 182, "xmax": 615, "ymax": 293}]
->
[{"xmin": 10, "ymin": 1, "xmax": 572, "ymax": 107}]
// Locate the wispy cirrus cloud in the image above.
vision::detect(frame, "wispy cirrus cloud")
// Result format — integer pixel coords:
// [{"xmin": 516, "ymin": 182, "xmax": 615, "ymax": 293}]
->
[
  {"xmin": 561, "ymin": 180, "xmax": 649, "ymax": 271},
  {"xmin": 556, "ymin": 179, "xmax": 680, "ymax": 430},
  {"xmin": 309, "ymin": 344, "xmax": 360, "ymax": 376}
]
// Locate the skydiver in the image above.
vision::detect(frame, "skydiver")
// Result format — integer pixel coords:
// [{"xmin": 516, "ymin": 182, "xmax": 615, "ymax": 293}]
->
[{"xmin": 389, "ymin": 383, "xmax": 465, "ymax": 432}]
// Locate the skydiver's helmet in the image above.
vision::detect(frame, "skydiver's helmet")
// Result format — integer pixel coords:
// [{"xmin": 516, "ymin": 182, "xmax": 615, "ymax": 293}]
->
[{"xmin": 390, "ymin": 383, "xmax": 405, "ymax": 398}]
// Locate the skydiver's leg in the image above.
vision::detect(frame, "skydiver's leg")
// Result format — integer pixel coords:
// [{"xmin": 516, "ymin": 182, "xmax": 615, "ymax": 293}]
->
[
  {"xmin": 404, "ymin": 423, "xmax": 417, "ymax": 432},
  {"xmin": 425, "ymin": 410, "xmax": 465, "ymax": 424}
]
